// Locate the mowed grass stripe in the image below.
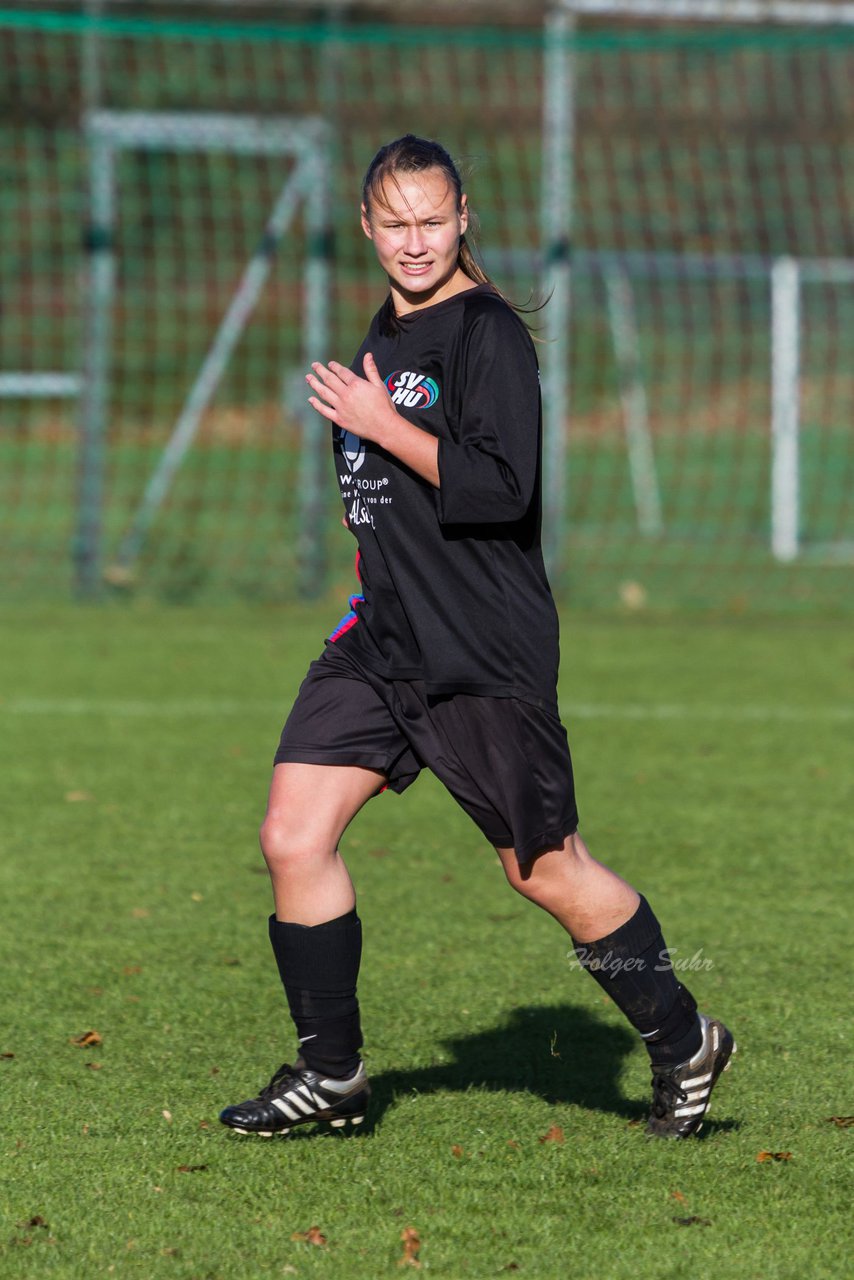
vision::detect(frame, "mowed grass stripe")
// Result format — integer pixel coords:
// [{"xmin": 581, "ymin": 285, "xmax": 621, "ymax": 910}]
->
[{"xmin": 2, "ymin": 696, "xmax": 851, "ymax": 722}]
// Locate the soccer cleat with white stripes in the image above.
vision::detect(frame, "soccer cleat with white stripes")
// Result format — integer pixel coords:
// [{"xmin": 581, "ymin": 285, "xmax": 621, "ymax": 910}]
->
[
  {"xmin": 219, "ymin": 1058, "xmax": 369, "ymax": 1137},
  {"xmin": 645, "ymin": 1013, "xmax": 735, "ymax": 1139}
]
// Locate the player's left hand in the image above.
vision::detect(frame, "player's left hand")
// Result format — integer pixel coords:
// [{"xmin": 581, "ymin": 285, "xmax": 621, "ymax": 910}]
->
[{"xmin": 306, "ymin": 353, "xmax": 397, "ymax": 442}]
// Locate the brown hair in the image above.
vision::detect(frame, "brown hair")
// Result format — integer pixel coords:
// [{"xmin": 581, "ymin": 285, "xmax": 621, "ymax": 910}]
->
[{"xmin": 362, "ymin": 134, "xmax": 531, "ymax": 335}]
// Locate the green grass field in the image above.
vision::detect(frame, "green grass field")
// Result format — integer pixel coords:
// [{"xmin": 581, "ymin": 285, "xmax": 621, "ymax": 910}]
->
[{"xmin": 0, "ymin": 604, "xmax": 851, "ymax": 1279}]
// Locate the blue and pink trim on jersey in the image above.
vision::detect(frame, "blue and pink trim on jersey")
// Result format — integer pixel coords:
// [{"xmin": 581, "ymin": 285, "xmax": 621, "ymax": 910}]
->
[{"xmin": 328, "ymin": 551, "xmax": 364, "ymax": 643}]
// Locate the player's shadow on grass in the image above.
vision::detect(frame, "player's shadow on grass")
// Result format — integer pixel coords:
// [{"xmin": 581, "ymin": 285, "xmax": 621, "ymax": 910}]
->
[{"xmin": 364, "ymin": 1003, "xmax": 649, "ymax": 1129}]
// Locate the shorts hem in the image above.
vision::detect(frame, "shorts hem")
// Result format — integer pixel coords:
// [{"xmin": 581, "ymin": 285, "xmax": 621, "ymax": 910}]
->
[
  {"xmin": 510, "ymin": 817, "xmax": 580, "ymax": 866},
  {"xmin": 272, "ymin": 746, "xmax": 419, "ymax": 795},
  {"xmin": 273, "ymin": 746, "xmax": 390, "ymax": 774}
]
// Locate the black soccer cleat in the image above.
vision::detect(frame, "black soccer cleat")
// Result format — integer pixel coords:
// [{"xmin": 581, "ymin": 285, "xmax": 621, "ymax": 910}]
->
[
  {"xmin": 646, "ymin": 1013, "xmax": 736, "ymax": 1139},
  {"xmin": 219, "ymin": 1057, "xmax": 370, "ymax": 1137}
]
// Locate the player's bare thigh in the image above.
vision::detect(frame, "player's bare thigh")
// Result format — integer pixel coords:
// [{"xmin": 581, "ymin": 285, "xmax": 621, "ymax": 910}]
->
[
  {"xmin": 261, "ymin": 762, "xmax": 385, "ymax": 864},
  {"xmin": 260, "ymin": 763, "xmax": 386, "ymax": 924}
]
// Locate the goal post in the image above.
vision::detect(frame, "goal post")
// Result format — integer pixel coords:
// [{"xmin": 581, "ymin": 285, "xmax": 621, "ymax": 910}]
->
[
  {"xmin": 544, "ymin": 0, "xmax": 854, "ymax": 573},
  {"xmin": 76, "ymin": 109, "xmax": 331, "ymax": 598}
]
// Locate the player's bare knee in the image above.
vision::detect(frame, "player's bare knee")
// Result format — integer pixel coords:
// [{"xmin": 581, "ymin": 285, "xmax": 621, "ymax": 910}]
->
[
  {"xmin": 259, "ymin": 818, "xmax": 330, "ymax": 875},
  {"xmin": 502, "ymin": 857, "xmax": 540, "ymax": 902}
]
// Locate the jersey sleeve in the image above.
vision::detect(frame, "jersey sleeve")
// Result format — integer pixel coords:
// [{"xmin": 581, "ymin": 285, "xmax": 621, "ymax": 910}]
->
[{"xmin": 436, "ymin": 299, "xmax": 541, "ymax": 525}]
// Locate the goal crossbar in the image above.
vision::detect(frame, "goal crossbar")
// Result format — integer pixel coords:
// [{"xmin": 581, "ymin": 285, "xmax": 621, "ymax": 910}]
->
[{"xmin": 560, "ymin": 1, "xmax": 854, "ymax": 25}]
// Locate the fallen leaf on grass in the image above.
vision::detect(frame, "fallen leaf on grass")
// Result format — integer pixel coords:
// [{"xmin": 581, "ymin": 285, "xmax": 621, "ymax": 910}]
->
[
  {"xmin": 398, "ymin": 1226, "xmax": 421, "ymax": 1268},
  {"xmin": 71, "ymin": 1031, "xmax": 102, "ymax": 1048},
  {"xmin": 85, "ymin": 1062, "xmax": 103, "ymax": 1071},
  {"xmin": 1, "ymin": 1052, "xmax": 15, "ymax": 1060},
  {"xmin": 827, "ymin": 1116, "xmax": 854, "ymax": 1128},
  {"xmin": 506, "ymin": 1140, "xmax": 521, "ymax": 1150},
  {"xmin": 670, "ymin": 1189, "xmax": 686, "ymax": 1203},
  {"xmin": 451, "ymin": 1144, "xmax": 464, "ymax": 1158},
  {"xmin": 538, "ymin": 1125, "xmax": 565, "ymax": 1144},
  {"xmin": 291, "ymin": 1226, "xmax": 327, "ymax": 1246},
  {"xmin": 162, "ymin": 1110, "xmax": 173, "ymax": 1124},
  {"xmin": 122, "ymin": 965, "xmax": 142, "ymax": 976},
  {"xmin": 176, "ymin": 1164, "xmax": 208, "ymax": 1174},
  {"xmin": 673, "ymin": 1216, "xmax": 711, "ymax": 1227},
  {"xmin": 756, "ymin": 1150, "xmax": 792, "ymax": 1163}
]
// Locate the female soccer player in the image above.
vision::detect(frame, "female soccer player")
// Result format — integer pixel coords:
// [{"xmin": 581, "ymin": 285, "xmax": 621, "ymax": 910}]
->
[{"xmin": 220, "ymin": 135, "xmax": 733, "ymax": 1141}]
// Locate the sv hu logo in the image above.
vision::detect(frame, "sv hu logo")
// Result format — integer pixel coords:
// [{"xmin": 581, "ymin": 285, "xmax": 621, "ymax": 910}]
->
[{"xmin": 385, "ymin": 371, "xmax": 440, "ymax": 409}]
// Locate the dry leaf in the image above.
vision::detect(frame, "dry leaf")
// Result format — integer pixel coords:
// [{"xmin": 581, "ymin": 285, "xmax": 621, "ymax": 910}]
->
[
  {"xmin": 673, "ymin": 1216, "xmax": 711, "ymax": 1227},
  {"xmin": 507, "ymin": 1139, "xmax": 521, "ymax": 1150},
  {"xmin": 1, "ymin": 1052, "xmax": 15, "ymax": 1059},
  {"xmin": 538, "ymin": 1125, "xmax": 565, "ymax": 1144},
  {"xmin": 191, "ymin": 892, "xmax": 203, "ymax": 902},
  {"xmin": 162, "ymin": 1109, "xmax": 173, "ymax": 1124},
  {"xmin": 71, "ymin": 1031, "xmax": 102, "ymax": 1048},
  {"xmin": 122, "ymin": 965, "xmax": 142, "ymax": 976},
  {"xmin": 756, "ymin": 1150, "xmax": 792, "ymax": 1163},
  {"xmin": 827, "ymin": 1116, "xmax": 854, "ymax": 1128},
  {"xmin": 451, "ymin": 1144, "xmax": 464, "ymax": 1158},
  {"xmin": 85, "ymin": 1062, "xmax": 103, "ymax": 1071},
  {"xmin": 176, "ymin": 1164, "xmax": 207, "ymax": 1174},
  {"xmin": 291, "ymin": 1226, "xmax": 327, "ymax": 1247},
  {"xmin": 670, "ymin": 1189, "xmax": 686, "ymax": 1203},
  {"xmin": 398, "ymin": 1226, "xmax": 421, "ymax": 1268}
]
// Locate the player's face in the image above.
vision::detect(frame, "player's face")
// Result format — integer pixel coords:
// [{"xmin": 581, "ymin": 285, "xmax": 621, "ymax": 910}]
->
[{"xmin": 361, "ymin": 167, "xmax": 470, "ymax": 314}]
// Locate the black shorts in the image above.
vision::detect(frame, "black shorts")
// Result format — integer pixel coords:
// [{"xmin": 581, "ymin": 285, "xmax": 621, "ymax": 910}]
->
[{"xmin": 273, "ymin": 641, "xmax": 578, "ymax": 864}]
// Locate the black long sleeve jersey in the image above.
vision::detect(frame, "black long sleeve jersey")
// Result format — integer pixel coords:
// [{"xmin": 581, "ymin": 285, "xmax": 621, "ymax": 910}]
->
[{"xmin": 330, "ymin": 282, "xmax": 561, "ymax": 711}]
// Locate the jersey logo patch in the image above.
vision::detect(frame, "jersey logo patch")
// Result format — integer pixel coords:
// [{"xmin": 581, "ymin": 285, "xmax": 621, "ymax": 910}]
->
[
  {"xmin": 337, "ymin": 428, "xmax": 365, "ymax": 473},
  {"xmin": 385, "ymin": 370, "xmax": 440, "ymax": 409}
]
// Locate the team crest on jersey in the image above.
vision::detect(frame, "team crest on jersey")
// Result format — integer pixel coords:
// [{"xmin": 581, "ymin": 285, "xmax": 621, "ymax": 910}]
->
[
  {"xmin": 385, "ymin": 370, "xmax": 440, "ymax": 409},
  {"xmin": 337, "ymin": 428, "xmax": 365, "ymax": 473}
]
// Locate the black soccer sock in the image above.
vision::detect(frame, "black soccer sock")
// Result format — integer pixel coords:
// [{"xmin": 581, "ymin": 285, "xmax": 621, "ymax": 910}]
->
[
  {"xmin": 268, "ymin": 909, "xmax": 363, "ymax": 1079},
  {"xmin": 571, "ymin": 895, "xmax": 702, "ymax": 1067}
]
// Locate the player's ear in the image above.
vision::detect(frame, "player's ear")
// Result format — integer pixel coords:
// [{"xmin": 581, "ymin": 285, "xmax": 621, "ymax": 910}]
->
[
  {"xmin": 459, "ymin": 193, "xmax": 469, "ymax": 237},
  {"xmin": 360, "ymin": 203, "xmax": 373, "ymax": 240}
]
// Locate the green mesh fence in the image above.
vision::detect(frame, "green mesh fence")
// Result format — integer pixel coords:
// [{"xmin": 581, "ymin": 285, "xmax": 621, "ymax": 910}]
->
[{"xmin": 1, "ymin": 4, "xmax": 853, "ymax": 611}]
